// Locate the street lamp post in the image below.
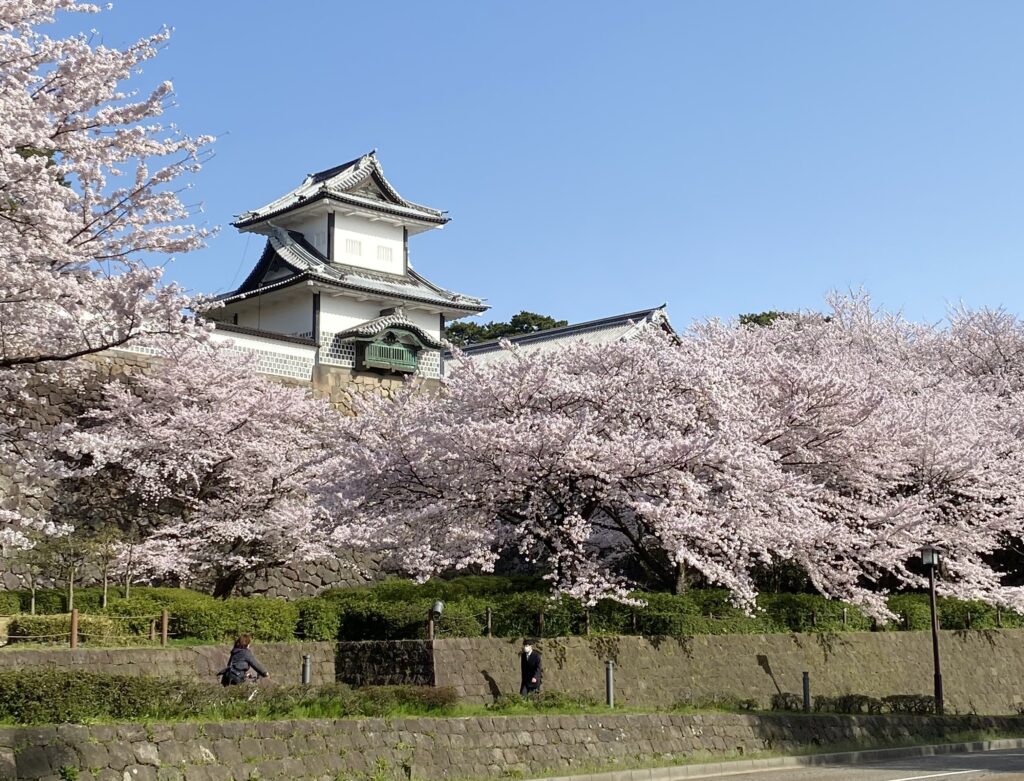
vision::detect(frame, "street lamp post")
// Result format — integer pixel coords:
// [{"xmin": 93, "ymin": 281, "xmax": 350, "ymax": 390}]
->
[{"xmin": 920, "ymin": 544, "xmax": 944, "ymax": 716}]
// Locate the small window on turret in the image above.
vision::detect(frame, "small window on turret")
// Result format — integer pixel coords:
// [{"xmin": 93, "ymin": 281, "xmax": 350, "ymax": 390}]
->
[
  {"xmin": 377, "ymin": 246, "xmax": 393, "ymax": 262},
  {"xmin": 345, "ymin": 239, "xmax": 362, "ymax": 256}
]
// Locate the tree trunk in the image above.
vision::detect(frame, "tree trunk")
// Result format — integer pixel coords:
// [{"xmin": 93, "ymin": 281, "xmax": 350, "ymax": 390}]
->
[
  {"xmin": 212, "ymin": 571, "xmax": 242, "ymax": 599},
  {"xmin": 29, "ymin": 573, "xmax": 36, "ymax": 616},
  {"xmin": 101, "ymin": 565, "xmax": 108, "ymax": 608},
  {"xmin": 671, "ymin": 560, "xmax": 688, "ymax": 595},
  {"xmin": 67, "ymin": 565, "xmax": 76, "ymax": 613},
  {"xmin": 124, "ymin": 544, "xmax": 134, "ymax": 599}
]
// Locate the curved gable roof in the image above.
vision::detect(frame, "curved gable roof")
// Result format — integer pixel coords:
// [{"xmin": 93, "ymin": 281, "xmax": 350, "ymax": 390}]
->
[{"xmin": 233, "ymin": 151, "xmax": 448, "ymax": 229}]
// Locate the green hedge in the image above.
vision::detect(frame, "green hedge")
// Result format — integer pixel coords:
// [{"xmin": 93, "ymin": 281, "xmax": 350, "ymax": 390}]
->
[
  {"xmin": 0, "ymin": 591, "xmax": 19, "ymax": 616},
  {"xmin": 2, "ymin": 577, "xmax": 1021, "ymax": 644},
  {"xmin": 7, "ymin": 614, "xmax": 116, "ymax": 644}
]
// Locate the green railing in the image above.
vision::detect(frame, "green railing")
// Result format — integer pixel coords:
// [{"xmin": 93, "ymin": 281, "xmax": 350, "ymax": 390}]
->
[{"xmin": 363, "ymin": 341, "xmax": 418, "ymax": 373}]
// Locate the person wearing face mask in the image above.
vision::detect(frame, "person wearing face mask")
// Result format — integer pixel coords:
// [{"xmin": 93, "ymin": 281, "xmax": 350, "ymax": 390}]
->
[{"xmin": 520, "ymin": 638, "xmax": 542, "ymax": 696}]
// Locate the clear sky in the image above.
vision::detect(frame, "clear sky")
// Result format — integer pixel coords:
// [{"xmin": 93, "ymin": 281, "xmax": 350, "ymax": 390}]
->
[{"xmin": 54, "ymin": 1, "xmax": 1024, "ymax": 327}]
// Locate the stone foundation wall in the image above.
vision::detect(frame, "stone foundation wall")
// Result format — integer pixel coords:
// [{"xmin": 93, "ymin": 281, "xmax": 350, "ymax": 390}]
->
[
  {"xmin": 0, "ymin": 641, "xmax": 335, "ymax": 686},
  {"xmin": 337, "ymin": 630, "xmax": 1024, "ymax": 715},
  {"xmin": 334, "ymin": 640, "xmax": 435, "ymax": 687},
  {"xmin": 2, "ymin": 713, "xmax": 1022, "ymax": 781}
]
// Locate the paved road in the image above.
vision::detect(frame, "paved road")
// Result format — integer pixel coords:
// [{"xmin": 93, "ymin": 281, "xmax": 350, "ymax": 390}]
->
[{"xmin": 696, "ymin": 749, "xmax": 1024, "ymax": 780}]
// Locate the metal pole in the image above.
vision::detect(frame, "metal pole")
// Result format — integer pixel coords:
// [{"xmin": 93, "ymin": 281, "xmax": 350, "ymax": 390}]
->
[
  {"xmin": 928, "ymin": 565, "xmax": 944, "ymax": 715},
  {"xmin": 605, "ymin": 660, "xmax": 615, "ymax": 708},
  {"xmin": 302, "ymin": 654, "xmax": 312, "ymax": 685},
  {"xmin": 160, "ymin": 609, "xmax": 169, "ymax": 647},
  {"xmin": 427, "ymin": 611, "xmax": 435, "ymax": 641},
  {"xmin": 69, "ymin": 608, "xmax": 78, "ymax": 649},
  {"xmin": 802, "ymin": 671, "xmax": 811, "ymax": 713}
]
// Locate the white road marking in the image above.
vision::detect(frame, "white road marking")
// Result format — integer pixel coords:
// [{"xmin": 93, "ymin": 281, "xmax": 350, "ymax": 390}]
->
[{"xmin": 884, "ymin": 771, "xmax": 981, "ymax": 781}]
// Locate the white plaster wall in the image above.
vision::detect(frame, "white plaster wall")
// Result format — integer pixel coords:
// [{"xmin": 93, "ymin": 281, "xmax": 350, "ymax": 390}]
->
[
  {"xmin": 281, "ymin": 213, "xmax": 328, "ymax": 257},
  {"xmin": 406, "ymin": 308, "xmax": 442, "ymax": 341},
  {"xmin": 319, "ymin": 297, "xmax": 385, "ymax": 335},
  {"xmin": 233, "ymin": 296, "xmax": 313, "ymax": 336},
  {"xmin": 332, "ymin": 213, "xmax": 404, "ymax": 274}
]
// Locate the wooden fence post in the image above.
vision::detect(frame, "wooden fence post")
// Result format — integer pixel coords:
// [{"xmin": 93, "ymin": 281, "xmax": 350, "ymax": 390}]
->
[
  {"xmin": 160, "ymin": 609, "xmax": 169, "ymax": 647},
  {"xmin": 485, "ymin": 607, "xmax": 492, "ymax": 638}
]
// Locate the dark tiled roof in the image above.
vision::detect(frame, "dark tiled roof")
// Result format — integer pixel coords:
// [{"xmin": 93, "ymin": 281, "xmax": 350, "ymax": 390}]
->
[
  {"xmin": 449, "ymin": 306, "xmax": 673, "ymax": 358},
  {"xmin": 233, "ymin": 151, "xmax": 448, "ymax": 229},
  {"xmin": 212, "ymin": 228, "xmax": 487, "ymax": 314},
  {"xmin": 335, "ymin": 310, "xmax": 446, "ymax": 350},
  {"xmin": 207, "ymin": 322, "xmax": 317, "ymax": 347}
]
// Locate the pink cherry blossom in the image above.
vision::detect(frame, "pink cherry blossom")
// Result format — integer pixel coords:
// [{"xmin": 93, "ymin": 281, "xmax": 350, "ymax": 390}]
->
[
  {"xmin": 64, "ymin": 337, "xmax": 344, "ymax": 597},
  {"xmin": 1, "ymin": 0, "xmax": 212, "ymax": 547},
  {"xmin": 325, "ymin": 294, "xmax": 1024, "ymax": 616}
]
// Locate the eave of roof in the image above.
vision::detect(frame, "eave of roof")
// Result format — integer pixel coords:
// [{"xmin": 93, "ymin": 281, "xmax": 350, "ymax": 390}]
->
[
  {"xmin": 334, "ymin": 312, "xmax": 446, "ymax": 350},
  {"xmin": 232, "ymin": 152, "xmax": 449, "ymax": 229},
  {"xmin": 452, "ymin": 305, "xmax": 671, "ymax": 356},
  {"xmin": 232, "ymin": 190, "xmax": 450, "ymax": 230},
  {"xmin": 210, "ymin": 230, "xmax": 488, "ymax": 313},
  {"xmin": 209, "ymin": 321, "xmax": 317, "ymax": 347}
]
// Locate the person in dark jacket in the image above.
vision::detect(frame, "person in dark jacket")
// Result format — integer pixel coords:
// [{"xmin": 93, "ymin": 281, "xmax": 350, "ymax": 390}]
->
[
  {"xmin": 219, "ymin": 634, "xmax": 269, "ymax": 686},
  {"xmin": 520, "ymin": 638, "xmax": 542, "ymax": 696}
]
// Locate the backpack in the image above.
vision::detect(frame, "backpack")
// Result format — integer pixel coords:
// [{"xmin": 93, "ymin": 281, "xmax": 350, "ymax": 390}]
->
[{"xmin": 221, "ymin": 665, "xmax": 247, "ymax": 686}]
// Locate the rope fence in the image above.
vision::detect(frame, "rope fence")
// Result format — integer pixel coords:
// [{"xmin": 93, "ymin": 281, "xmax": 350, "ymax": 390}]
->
[{"xmin": 0, "ymin": 608, "xmax": 170, "ymax": 649}]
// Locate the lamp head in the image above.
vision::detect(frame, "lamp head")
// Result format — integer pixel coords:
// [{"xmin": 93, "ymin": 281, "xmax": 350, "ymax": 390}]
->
[
  {"xmin": 430, "ymin": 600, "xmax": 444, "ymax": 618},
  {"xmin": 920, "ymin": 544, "xmax": 944, "ymax": 569}
]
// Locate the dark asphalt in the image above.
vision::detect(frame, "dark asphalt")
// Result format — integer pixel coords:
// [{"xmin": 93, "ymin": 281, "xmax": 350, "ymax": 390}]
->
[{"xmin": 697, "ymin": 748, "xmax": 1024, "ymax": 780}]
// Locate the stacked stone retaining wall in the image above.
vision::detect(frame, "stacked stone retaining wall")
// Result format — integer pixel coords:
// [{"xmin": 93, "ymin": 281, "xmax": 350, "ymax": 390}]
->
[
  {"xmin": 0, "ymin": 642, "xmax": 335, "ymax": 686},
  {"xmin": 2, "ymin": 713, "xmax": 1023, "ymax": 781},
  {"xmin": 336, "ymin": 630, "xmax": 1024, "ymax": 714}
]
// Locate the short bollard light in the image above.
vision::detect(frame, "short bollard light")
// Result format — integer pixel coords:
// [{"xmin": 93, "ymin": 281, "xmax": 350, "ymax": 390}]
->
[
  {"xmin": 302, "ymin": 653, "xmax": 312, "ymax": 685},
  {"xmin": 605, "ymin": 660, "xmax": 615, "ymax": 708},
  {"xmin": 427, "ymin": 600, "xmax": 444, "ymax": 640},
  {"xmin": 802, "ymin": 671, "xmax": 811, "ymax": 712}
]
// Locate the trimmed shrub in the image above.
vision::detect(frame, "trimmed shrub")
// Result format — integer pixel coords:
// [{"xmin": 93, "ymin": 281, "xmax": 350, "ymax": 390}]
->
[
  {"xmin": 0, "ymin": 591, "xmax": 20, "ymax": 616},
  {"xmin": 882, "ymin": 694, "xmax": 936, "ymax": 714},
  {"xmin": 7, "ymin": 614, "xmax": 117, "ymax": 645},
  {"xmin": 296, "ymin": 598, "xmax": 341, "ymax": 641},
  {"xmin": 813, "ymin": 694, "xmax": 883, "ymax": 715},
  {"xmin": 771, "ymin": 692, "xmax": 803, "ymax": 711},
  {"xmin": 760, "ymin": 593, "xmax": 871, "ymax": 633},
  {"xmin": 885, "ymin": 594, "xmax": 933, "ymax": 631},
  {"xmin": 19, "ymin": 589, "xmax": 66, "ymax": 614}
]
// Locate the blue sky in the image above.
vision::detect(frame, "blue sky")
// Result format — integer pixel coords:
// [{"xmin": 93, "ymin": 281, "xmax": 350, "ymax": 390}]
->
[{"xmin": 57, "ymin": 1, "xmax": 1024, "ymax": 327}]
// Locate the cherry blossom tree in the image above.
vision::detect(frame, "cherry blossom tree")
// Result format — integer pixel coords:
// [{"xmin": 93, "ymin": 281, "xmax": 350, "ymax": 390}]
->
[
  {"xmin": 1, "ymin": 0, "xmax": 212, "ymax": 548},
  {"xmin": 326, "ymin": 295, "xmax": 1024, "ymax": 615},
  {"xmin": 694, "ymin": 296, "xmax": 1024, "ymax": 614},
  {"xmin": 327, "ymin": 329, "xmax": 827, "ymax": 607},
  {"xmin": 62, "ymin": 337, "xmax": 344, "ymax": 597}
]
